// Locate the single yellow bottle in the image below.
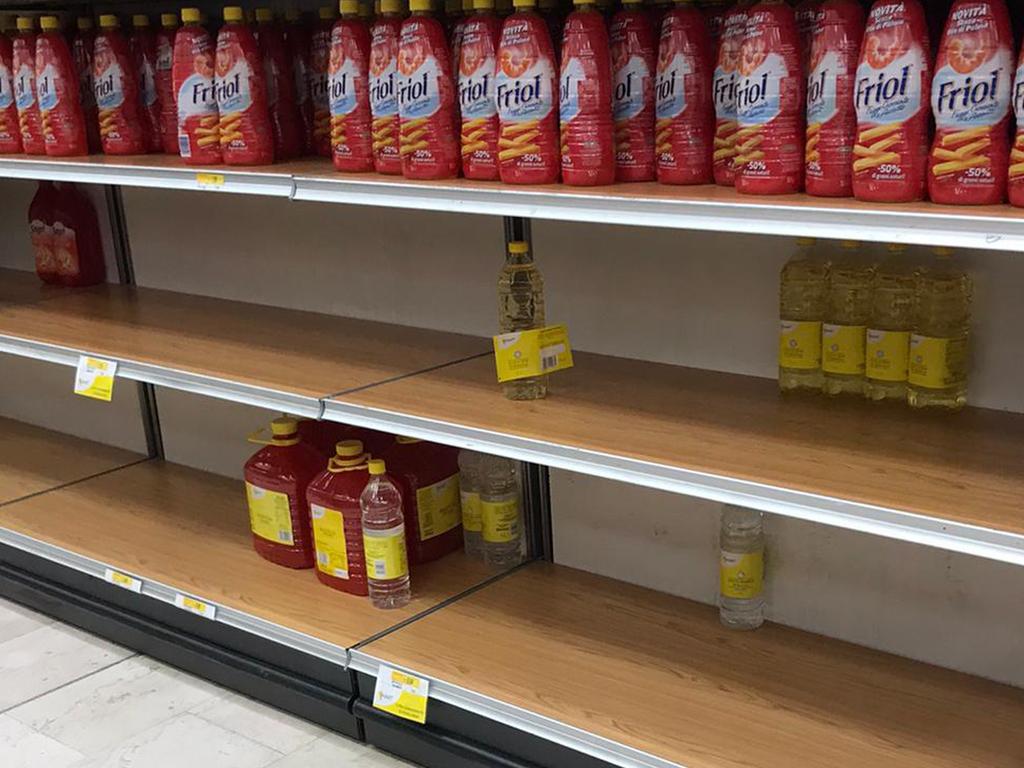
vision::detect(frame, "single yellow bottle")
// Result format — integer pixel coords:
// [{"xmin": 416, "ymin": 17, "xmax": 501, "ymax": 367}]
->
[
  {"xmin": 498, "ymin": 240, "xmax": 546, "ymax": 401},
  {"xmin": 778, "ymin": 238, "xmax": 829, "ymax": 393},
  {"xmin": 908, "ymin": 247, "xmax": 971, "ymax": 411},
  {"xmin": 865, "ymin": 243, "xmax": 915, "ymax": 403},
  {"xmin": 822, "ymin": 240, "xmax": 874, "ymax": 396}
]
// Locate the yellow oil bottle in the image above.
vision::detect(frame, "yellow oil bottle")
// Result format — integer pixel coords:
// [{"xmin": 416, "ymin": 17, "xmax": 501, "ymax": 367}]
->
[
  {"xmin": 908, "ymin": 247, "xmax": 971, "ymax": 411},
  {"xmin": 822, "ymin": 240, "xmax": 874, "ymax": 396},
  {"xmin": 865, "ymin": 244, "xmax": 915, "ymax": 402},
  {"xmin": 778, "ymin": 238, "xmax": 829, "ymax": 393},
  {"xmin": 498, "ymin": 240, "xmax": 547, "ymax": 401}
]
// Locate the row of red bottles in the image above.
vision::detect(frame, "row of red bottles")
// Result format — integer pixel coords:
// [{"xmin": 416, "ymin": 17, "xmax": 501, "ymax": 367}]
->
[
  {"xmin": 243, "ymin": 417, "xmax": 463, "ymax": 597},
  {"xmin": 27, "ymin": 181, "xmax": 106, "ymax": 286}
]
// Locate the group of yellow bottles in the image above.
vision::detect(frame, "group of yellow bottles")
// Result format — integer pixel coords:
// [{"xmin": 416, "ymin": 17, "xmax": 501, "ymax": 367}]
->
[{"xmin": 779, "ymin": 238, "xmax": 972, "ymax": 410}]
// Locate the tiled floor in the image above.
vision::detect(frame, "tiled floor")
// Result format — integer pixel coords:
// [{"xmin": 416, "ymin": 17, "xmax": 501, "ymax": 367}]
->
[{"xmin": 0, "ymin": 596, "xmax": 415, "ymax": 768}]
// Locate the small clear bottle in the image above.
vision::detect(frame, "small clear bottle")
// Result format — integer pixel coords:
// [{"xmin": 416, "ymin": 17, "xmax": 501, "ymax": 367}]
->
[
  {"xmin": 360, "ymin": 459, "xmax": 411, "ymax": 609},
  {"xmin": 778, "ymin": 237, "xmax": 829, "ymax": 393},
  {"xmin": 480, "ymin": 454, "xmax": 523, "ymax": 568},
  {"xmin": 822, "ymin": 240, "xmax": 874, "ymax": 396},
  {"xmin": 865, "ymin": 243, "xmax": 915, "ymax": 402},
  {"xmin": 458, "ymin": 449, "xmax": 484, "ymax": 559},
  {"xmin": 719, "ymin": 505, "xmax": 764, "ymax": 630},
  {"xmin": 498, "ymin": 240, "xmax": 547, "ymax": 401}
]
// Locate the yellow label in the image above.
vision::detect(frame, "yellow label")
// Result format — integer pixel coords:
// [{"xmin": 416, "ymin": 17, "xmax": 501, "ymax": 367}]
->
[
  {"xmin": 103, "ymin": 568, "xmax": 142, "ymax": 593},
  {"xmin": 908, "ymin": 335, "xmax": 968, "ymax": 389},
  {"xmin": 460, "ymin": 490, "xmax": 482, "ymax": 532},
  {"xmin": 74, "ymin": 356, "xmax": 117, "ymax": 401},
  {"xmin": 373, "ymin": 664, "xmax": 429, "ymax": 724},
  {"xmin": 778, "ymin": 320, "xmax": 821, "ymax": 370},
  {"xmin": 311, "ymin": 504, "xmax": 350, "ymax": 579},
  {"xmin": 196, "ymin": 172, "xmax": 225, "ymax": 188},
  {"xmin": 416, "ymin": 474, "xmax": 461, "ymax": 541},
  {"xmin": 174, "ymin": 593, "xmax": 216, "ymax": 619},
  {"xmin": 363, "ymin": 524, "xmax": 409, "ymax": 581},
  {"xmin": 481, "ymin": 497, "xmax": 520, "ymax": 544},
  {"xmin": 245, "ymin": 483, "xmax": 295, "ymax": 545},
  {"xmin": 822, "ymin": 324, "xmax": 865, "ymax": 375},
  {"xmin": 720, "ymin": 551, "xmax": 764, "ymax": 599},
  {"xmin": 866, "ymin": 329, "xmax": 910, "ymax": 382},
  {"xmin": 493, "ymin": 324, "xmax": 574, "ymax": 383}
]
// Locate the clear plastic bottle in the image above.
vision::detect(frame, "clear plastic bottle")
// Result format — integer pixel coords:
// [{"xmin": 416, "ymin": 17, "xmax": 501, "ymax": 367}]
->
[
  {"xmin": 458, "ymin": 449, "xmax": 484, "ymax": 559},
  {"xmin": 865, "ymin": 243, "xmax": 915, "ymax": 403},
  {"xmin": 908, "ymin": 247, "xmax": 971, "ymax": 411},
  {"xmin": 479, "ymin": 454, "xmax": 523, "ymax": 568},
  {"xmin": 719, "ymin": 504, "xmax": 764, "ymax": 630},
  {"xmin": 360, "ymin": 459, "xmax": 411, "ymax": 609},
  {"xmin": 778, "ymin": 237, "xmax": 829, "ymax": 393},
  {"xmin": 498, "ymin": 240, "xmax": 547, "ymax": 401},
  {"xmin": 822, "ymin": 240, "xmax": 874, "ymax": 396}
]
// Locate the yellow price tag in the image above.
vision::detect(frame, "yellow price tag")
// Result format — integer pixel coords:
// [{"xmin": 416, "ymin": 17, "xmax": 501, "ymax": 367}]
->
[
  {"xmin": 103, "ymin": 568, "xmax": 142, "ymax": 593},
  {"xmin": 74, "ymin": 356, "xmax": 117, "ymax": 401},
  {"xmin": 195, "ymin": 172, "xmax": 225, "ymax": 189},
  {"xmin": 174, "ymin": 593, "xmax": 217, "ymax": 620},
  {"xmin": 493, "ymin": 324, "xmax": 574, "ymax": 383},
  {"xmin": 373, "ymin": 665, "xmax": 430, "ymax": 724}
]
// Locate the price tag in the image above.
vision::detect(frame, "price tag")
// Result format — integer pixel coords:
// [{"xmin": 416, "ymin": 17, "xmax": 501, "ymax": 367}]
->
[
  {"xmin": 195, "ymin": 172, "xmax": 226, "ymax": 190},
  {"xmin": 493, "ymin": 324, "xmax": 574, "ymax": 383},
  {"xmin": 74, "ymin": 356, "xmax": 117, "ymax": 401},
  {"xmin": 174, "ymin": 593, "xmax": 217, "ymax": 620},
  {"xmin": 373, "ymin": 665, "xmax": 430, "ymax": 724},
  {"xmin": 103, "ymin": 568, "xmax": 142, "ymax": 593}
]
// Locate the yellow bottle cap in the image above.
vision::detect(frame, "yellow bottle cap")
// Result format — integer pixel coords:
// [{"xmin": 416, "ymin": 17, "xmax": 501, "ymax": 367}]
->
[
  {"xmin": 474, "ymin": 0, "xmax": 495, "ymax": 7},
  {"xmin": 99, "ymin": 14, "xmax": 120, "ymax": 28},
  {"xmin": 224, "ymin": 6, "xmax": 244, "ymax": 22},
  {"xmin": 39, "ymin": 16, "xmax": 60, "ymax": 30},
  {"xmin": 161, "ymin": 13, "xmax": 179, "ymax": 26},
  {"xmin": 368, "ymin": 458, "xmax": 387, "ymax": 475},
  {"xmin": 513, "ymin": 0, "xmax": 536, "ymax": 7},
  {"xmin": 340, "ymin": 0, "xmax": 360, "ymax": 13},
  {"xmin": 508, "ymin": 240, "xmax": 529, "ymax": 254},
  {"xmin": 77, "ymin": 16, "xmax": 94, "ymax": 30},
  {"xmin": 318, "ymin": 5, "xmax": 337, "ymax": 18},
  {"xmin": 410, "ymin": 0, "xmax": 432, "ymax": 10},
  {"xmin": 270, "ymin": 416, "xmax": 299, "ymax": 436},
  {"xmin": 255, "ymin": 8, "xmax": 274, "ymax": 21},
  {"xmin": 132, "ymin": 14, "xmax": 150, "ymax": 27},
  {"xmin": 621, "ymin": 0, "xmax": 644, "ymax": 5},
  {"xmin": 335, "ymin": 439, "xmax": 365, "ymax": 457},
  {"xmin": 381, "ymin": 0, "xmax": 403, "ymax": 11},
  {"xmin": 181, "ymin": 8, "xmax": 202, "ymax": 23},
  {"xmin": 574, "ymin": 0, "xmax": 596, "ymax": 5},
  {"xmin": 796, "ymin": 236, "xmax": 815, "ymax": 246},
  {"xmin": 16, "ymin": 17, "xmax": 35, "ymax": 31}
]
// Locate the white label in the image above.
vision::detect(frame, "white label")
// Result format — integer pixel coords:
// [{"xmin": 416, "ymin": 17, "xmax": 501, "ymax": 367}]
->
[
  {"xmin": 174, "ymin": 593, "xmax": 217, "ymax": 620},
  {"xmin": 74, "ymin": 356, "xmax": 117, "ymax": 401},
  {"xmin": 373, "ymin": 664, "xmax": 430, "ymax": 723},
  {"xmin": 103, "ymin": 568, "xmax": 143, "ymax": 593}
]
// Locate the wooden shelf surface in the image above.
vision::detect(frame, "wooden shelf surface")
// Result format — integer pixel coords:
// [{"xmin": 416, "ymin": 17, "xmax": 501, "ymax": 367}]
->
[
  {"xmin": 333, "ymin": 352, "xmax": 1024, "ymax": 539},
  {"xmin": 0, "ymin": 459, "xmax": 498, "ymax": 648},
  {"xmin": 361, "ymin": 561, "xmax": 1024, "ymax": 768},
  {"xmin": 0, "ymin": 281, "xmax": 489, "ymax": 399}
]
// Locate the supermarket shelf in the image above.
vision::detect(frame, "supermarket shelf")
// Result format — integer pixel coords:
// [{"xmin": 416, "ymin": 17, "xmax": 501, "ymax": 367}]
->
[
  {"xmin": 326, "ymin": 353, "xmax": 1024, "ymax": 566},
  {"xmin": 0, "ymin": 278, "xmax": 490, "ymax": 418},
  {"xmin": 353, "ymin": 561, "xmax": 1024, "ymax": 768},
  {"xmin": 0, "ymin": 458, "xmax": 501, "ymax": 665}
]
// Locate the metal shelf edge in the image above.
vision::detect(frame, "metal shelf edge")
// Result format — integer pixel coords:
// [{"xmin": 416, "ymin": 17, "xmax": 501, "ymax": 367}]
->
[{"xmin": 349, "ymin": 650, "xmax": 683, "ymax": 768}]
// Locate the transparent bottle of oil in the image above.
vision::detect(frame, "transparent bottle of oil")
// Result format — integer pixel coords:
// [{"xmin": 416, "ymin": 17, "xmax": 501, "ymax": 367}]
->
[
  {"xmin": 865, "ymin": 243, "xmax": 915, "ymax": 403},
  {"xmin": 498, "ymin": 240, "xmax": 546, "ymax": 400},
  {"xmin": 719, "ymin": 505, "xmax": 765, "ymax": 630},
  {"xmin": 822, "ymin": 240, "xmax": 874, "ymax": 396},
  {"xmin": 779, "ymin": 237, "xmax": 829, "ymax": 393},
  {"xmin": 479, "ymin": 454, "xmax": 523, "ymax": 568},
  {"xmin": 908, "ymin": 247, "xmax": 971, "ymax": 411}
]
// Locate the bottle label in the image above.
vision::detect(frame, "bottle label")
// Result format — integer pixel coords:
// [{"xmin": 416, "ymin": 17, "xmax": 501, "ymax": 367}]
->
[
  {"xmin": 363, "ymin": 524, "xmax": 409, "ymax": 581},
  {"xmin": 51, "ymin": 222, "xmax": 79, "ymax": 278},
  {"xmin": 866, "ymin": 328, "xmax": 910, "ymax": 382},
  {"xmin": 778, "ymin": 320, "xmax": 821, "ymax": 370},
  {"xmin": 416, "ymin": 474, "xmax": 461, "ymax": 541},
  {"xmin": 245, "ymin": 482, "xmax": 295, "ymax": 545},
  {"xmin": 493, "ymin": 324, "xmax": 574, "ymax": 382},
  {"xmin": 822, "ymin": 323, "xmax": 865, "ymax": 374},
  {"xmin": 311, "ymin": 504, "xmax": 350, "ymax": 578},
  {"xmin": 908, "ymin": 335, "xmax": 967, "ymax": 389},
  {"xmin": 720, "ymin": 550, "xmax": 763, "ymax": 599},
  {"xmin": 481, "ymin": 497, "xmax": 519, "ymax": 544},
  {"xmin": 460, "ymin": 490, "xmax": 482, "ymax": 532}
]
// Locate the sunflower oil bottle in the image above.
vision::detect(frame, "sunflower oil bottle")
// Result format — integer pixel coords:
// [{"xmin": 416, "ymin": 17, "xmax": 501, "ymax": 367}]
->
[
  {"xmin": 778, "ymin": 237, "xmax": 829, "ymax": 393},
  {"xmin": 479, "ymin": 454, "xmax": 524, "ymax": 568},
  {"xmin": 719, "ymin": 504, "xmax": 765, "ymax": 630},
  {"xmin": 865, "ymin": 243, "xmax": 915, "ymax": 402},
  {"xmin": 908, "ymin": 247, "xmax": 971, "ymax": 410},
  {"xmin": 498, "ymin": 240, "xmax": 547, "ymax": 400},
  {"xmin": 822, "ymin": 240, "xmax": 874, "ymax": 396}
]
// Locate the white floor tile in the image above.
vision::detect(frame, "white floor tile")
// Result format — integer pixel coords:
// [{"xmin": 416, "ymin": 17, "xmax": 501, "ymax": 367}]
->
[
  {"xmin": 0, "ymin": 623, "xmax": 133, "ymax": 711},
  {"xmin": 73, "ymin": 712, "xmax": 282, "ymax": 768},
  {"xmin": 352, "ymin": 747, "xmax": 419, "ymax": 767},
  {"xmin": 262, "ymin": 732, "xmax": 371, "ymax": 767},
  {"xmin": 0, "ymin": 597, "xmax": 53, "ymax": 644},
  {"xmin": 0, "ymin": 713, "xmax": 84, "ymax": 768},
  {"xmin": 7, "ymin": 656, "xmax": 221, "ymax": 756},
  {"xmin": 191, "ymin": 692, "xmax": 325, "ymax": 754}
]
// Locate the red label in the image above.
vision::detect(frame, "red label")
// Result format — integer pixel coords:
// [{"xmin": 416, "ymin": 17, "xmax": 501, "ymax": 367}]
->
[
  {"xmin": 0, "ymin": 35, "xmax": 24, "ymax": 153},
  {"xmin": 370, "ymin": 16, "xmax": 402, "ymax": 174},
  {"xmin": 30, "ymin": 217, "xmax": 54, "ymax": 278},
  {"xmin": 51, "ymin": 220, "xmax": 80, "ymax": 280},
  {"xmin": 655, "ymin": 4, "xmax": 713, "ymax": 185},
  {"xmin": 95, "ymin": 29, "xmax": 148, "ymax": 155},
  {"xmin": 310, "ymin": 21, "xmax": 333, "ymax": 157},
  {"xmin": 560, "ymin": 8, "xmax": 614, "ymax": 186},
  {"xmin": 216, "ymin": 23, "xmax": 274, "ymax": 165},
  {"xmin": 173, "ymin": 24, "xmax": 221, "ymax": 163},
  {"xmin": 155, "ymin": 28, "xmax": 178, "ymax": 153},
  {"xmin": 13, "ymin": 33, "xmax": 45, "ymax": 154},
  {"xmin": 610, "ymin": 9, "xmax": 655, "ymax": 182},
  {"xmin": 712, "ymin": 4, "xmax": 746, "ymax": 185},
  {"xmin": 329, "ymin": 18, "xmax": 374, "ymax": 171},
  {"xmin": 458, "ymin": 12, "xmax": 502, "ymax": 180}
]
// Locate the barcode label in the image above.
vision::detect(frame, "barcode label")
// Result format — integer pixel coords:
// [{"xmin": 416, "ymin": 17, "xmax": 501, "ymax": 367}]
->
[
  {"xmin": 541, "ymin": 354, "xmax": 558, "ymax": 371},
  {"xmin": 178, "ymin": 134, "xmax": 190, "ymax": 157},
  {"xmin": 540, "ymin": 342, "xmax": 565, "ymax": 372},
  {"xmin": 373, "ymin": 560, "xmax": 387, "ymax": 578},
  {"xmin": 277, "ymin": 530, "xmax": 291, "ymax": 542}
]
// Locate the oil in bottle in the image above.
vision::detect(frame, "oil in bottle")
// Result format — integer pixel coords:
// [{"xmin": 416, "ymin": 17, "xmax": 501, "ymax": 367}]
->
[
  {"xmin": 865, "ymin": 243, "xmax": 915, "ymax": 402},
  {"xmin": 719, "ymin": 504, "xmax": 765, "ymax": 630},
  {"xmin": 498, "ymin": 240, "xmax": 547, "ymax": 400},
  {"xmin": 779, "ymin": 237, "xmax": 829, "ymax": 393},
  {"xmin": 822, "ymin": 240, "xmax": 874, "ymax": 396}
]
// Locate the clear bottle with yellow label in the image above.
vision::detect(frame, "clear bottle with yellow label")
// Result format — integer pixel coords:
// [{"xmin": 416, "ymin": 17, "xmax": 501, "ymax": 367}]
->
[
  {"xmin": 360, "ymin": 459, "xmax": 411, "ymax": 609},
  {"xmin": 458, "ymin": 449, "xmax": 484, "ymax": 559},
  {"xmin": 480, "ymin": 454, "xmax": 523, "ymax": 568},
  {"xmin": 908, "ymin": 247, "xmax": 971, "ymax": 411},
  {"xmin": 719, "ymin": 504, "xmax": 764, "ymax": 630},
  {"xmin": 865, "ymin": 243, "xmax": 915, "ymax": 403},
  {"xmin": 498, "ymin": 240, "xmax": 547, "ymax": 401},
  {"xmin": 779, "ymin": 237, "xmax": 829, "ymax": 393},
  {"xmin": 822, "ymin": 240, "xmax": 874, "ymax": 396}
]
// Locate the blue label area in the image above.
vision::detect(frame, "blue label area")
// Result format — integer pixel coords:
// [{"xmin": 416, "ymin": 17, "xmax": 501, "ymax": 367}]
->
[
  {"xmin": 931, "ymin": 58, "xmax": 1011, "ymax": 129},
  {"xmin": 0, "ymin": 66, "xmax": 13, "ymax": 109},
  {"xmin": 559, "ymin": 57, "xmax": 584, "ymax": 123},
  {"xmin": 495, "ymin": 62, "xmax": 554, "ymax": 122},
  {"xmin": 329, "ymin": 61, "xmax": 360, "ymax": 116},
  {"xmin": 655, "ymin": 54, "xmax": 688, "ymax": 120},
  {"xmin": 94, "ymin": 64, "xmax": 125, "ymax": 110},
  {"xmin": 614, "ymin": 57, "xmax": 648, "ymax": 122},
  {"xmin": 398, "ymin": 59, "xmax": 441, "ymax": 120},
  {"xmin": 370, "ymin": 66, "xmax": 398, "ymax": 117},
  {"xmin": 15, "ymin": 65, "xmax": 35, "ymax": 110},
  {"xmin": 177, "ymin": 73, "xmax": 217, "ymax": 116},
  {"xmin": 37, "ymin": 65, "xmax": 58, "ymax": 111},
  {"xmin": 459, "ymin": 64, "xmax": 497, "ymax": 119}
]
